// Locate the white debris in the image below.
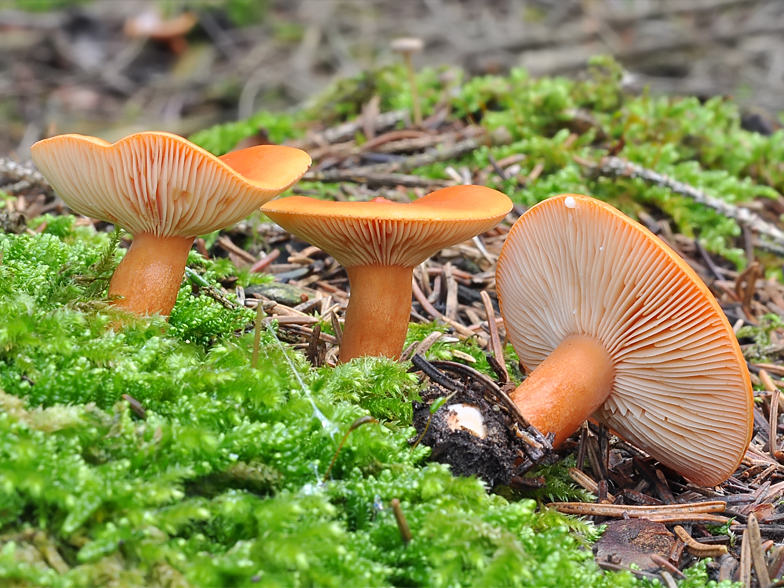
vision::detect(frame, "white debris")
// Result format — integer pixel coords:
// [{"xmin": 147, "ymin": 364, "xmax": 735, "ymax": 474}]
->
[{"xmin": 446, "ymin": 403, "xmax": 487, "ymax": 439}]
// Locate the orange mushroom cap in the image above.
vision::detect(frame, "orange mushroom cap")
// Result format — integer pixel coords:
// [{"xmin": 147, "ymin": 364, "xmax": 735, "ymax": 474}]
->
[
  {"xmin": 261, "ymin": 185, "xmax": 513, "ymax": 268},
  {"xmin": 496, "ymin": 194, "xmax": 753, "ymax": 487},
  {"xmin": 31, "ymin": 131, "xmax": 312, "ymax": 237}
]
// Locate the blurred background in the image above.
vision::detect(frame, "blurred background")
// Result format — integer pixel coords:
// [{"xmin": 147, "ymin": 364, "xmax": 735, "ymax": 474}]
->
[{"xmin": 0, "ymin": 0, "xmax": 782, "ymax": 158}]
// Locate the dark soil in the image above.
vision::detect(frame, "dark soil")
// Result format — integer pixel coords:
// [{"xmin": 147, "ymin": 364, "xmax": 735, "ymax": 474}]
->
[
  {"xmin": 412, "ymin": 378, "xmax": 521, "ymax": 487},
  {"xmin": 411, "ymin": 357, "xmax": 557, "ymax": 487}
]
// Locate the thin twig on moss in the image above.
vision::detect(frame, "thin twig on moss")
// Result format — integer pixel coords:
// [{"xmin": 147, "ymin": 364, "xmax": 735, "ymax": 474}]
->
[{"xmin": 586, "ymin": 155, "xmax": 784, "ymax": 250}]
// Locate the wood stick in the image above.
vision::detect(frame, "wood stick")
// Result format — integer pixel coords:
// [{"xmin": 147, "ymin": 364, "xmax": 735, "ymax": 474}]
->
[
  {"xmin": 411, "ymin": 278, "xmax": 482, "ymax": 341},
  {"xmin": 747, "ymin": 514, "xmax": 771, "ymax": 587},
  {"xmin": 481, "ymin": 290, "xmax": 507, "ymax": 382},
  {"xmin": 548, "ymin": 500, "xmax": 726, "ymax": 517},
  {"xmin": 444, "ymin": 263, "xmax": 459, "ymax": 321},
  {"xmin": 673, "ymin": 525, "xmax": 728, "ymax": 558},
  {"xmin": 650, "ymin": 554, "xmax": 685, "ymax": 578},
  {"xmin": 643, "ymin": 514, "xmax": 734, "ymax": 525},
  {"xmin": 568, "ymin": 468, "xmax": 616, "ymax": 502},
  {"xmin": 265, "ymin": 315, "xmax": 320, "ymax": 325},
  {"xmin": 740, "ymin": 527, "xmax": 752, "ymax": 588},
  {"xmin": 589, "ymin": 156, "xmax": 784, "ymax": 249}
]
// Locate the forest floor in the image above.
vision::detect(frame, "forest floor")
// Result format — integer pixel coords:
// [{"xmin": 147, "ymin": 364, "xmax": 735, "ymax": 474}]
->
[
  {"xmin": 1, "ymin": 0, "xmax": 783, "ymax": 156},
  {"xmin": 3, "ymin": 1, "xmax": 784, "ymax": 587}
]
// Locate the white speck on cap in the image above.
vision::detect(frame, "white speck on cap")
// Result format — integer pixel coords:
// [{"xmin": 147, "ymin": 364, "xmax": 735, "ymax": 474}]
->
[{"xmin": 564, "ymin": 196, "xmax": 577, "ymax": 209}]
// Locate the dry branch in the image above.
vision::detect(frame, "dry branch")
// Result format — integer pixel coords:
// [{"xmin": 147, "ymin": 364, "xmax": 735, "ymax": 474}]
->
[
  {"xmin": 590, "ymin": 156, "xmax": 784, "ymax": 250},
  {"xmin": 303, "ymin": 169, "xmax": 452, "ymax": 188}
]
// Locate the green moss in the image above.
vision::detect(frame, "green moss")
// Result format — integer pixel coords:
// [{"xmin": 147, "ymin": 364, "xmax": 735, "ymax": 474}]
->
[
  {"xmin": 313, "ymin": 357, "xmax": 420, "ymax": 425},
  {"xmin": 520, "ymin": 456, "xmax": 596, "ymax": 504},
  {"xmin": 0, "ymin": 0, "xmax": 89, "ymax": 11},
  {"xmin": 190, "ymin": 56, "xmax": 784, "ymax": 269},
  {"xmin": 189, "ymin": 110, "xmax": 304, "ymax": 156},
  {"xmin": 737, "ymin": 313, "xmax": 784, "ymax": 361},
  {"xmin": 323, "ymin": 56, "xmax": 781, "ymax": 269},
  {"xmin": 0, "ymin": 226, "xmax": 656, "ymax": 587}
]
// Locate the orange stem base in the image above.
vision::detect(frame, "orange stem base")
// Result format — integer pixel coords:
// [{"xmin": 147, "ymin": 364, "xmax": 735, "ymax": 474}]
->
[
  {"xmin": 510, "ymin": 335, "xmax": 615, "ymax": 446},
  {"xmin": 108, "ymin": 232, "xmax": 194, "ymax": 317},
  {"xmin": 339, "ymin": 265, "xmax": 414, "ymax": 362}
]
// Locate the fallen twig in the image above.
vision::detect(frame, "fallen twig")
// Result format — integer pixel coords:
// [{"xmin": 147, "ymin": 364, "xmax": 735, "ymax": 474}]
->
[
  {"xmin": 643, "ymin": 514, "xmax": 735, "ymax": 525},
  {"xmin": 568, "ymin": 468, "xmax": 616, "ymax": 502},
  {"xmin": 587, "ymin": 156, "xmax": 784, "ymax": 249},
  {"xmin": 372, "ymin": 127, "xmax": 513, "ymax": 174},
  {"xmin": 481, "ymin": 290, "xmax": 507, "ymax": 382},
  {"xmin": 748, "ymin": 513, "xmax": 772, "ymax": 586},
  {"xmin": 321, "ymin": 110, "xmax": 409, "ymax": 144},
  {"xmin": 548, "ymin": 500, "xmax": 726, "ymax": 517},
  {"xmin": 411, "ymin": 277, "xmax": 484, "ymax": 341}
]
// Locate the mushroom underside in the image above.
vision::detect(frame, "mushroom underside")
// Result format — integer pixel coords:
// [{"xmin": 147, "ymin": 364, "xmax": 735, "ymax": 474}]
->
[{"xmin": 497, "ymin": 194, "xmax": 752, "ymax": 487}]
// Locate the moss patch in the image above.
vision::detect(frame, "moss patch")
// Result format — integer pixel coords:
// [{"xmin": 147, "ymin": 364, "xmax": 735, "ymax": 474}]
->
[{"xmin": 0, "ymin": 222, "xmax": 663, "ymax": 587}]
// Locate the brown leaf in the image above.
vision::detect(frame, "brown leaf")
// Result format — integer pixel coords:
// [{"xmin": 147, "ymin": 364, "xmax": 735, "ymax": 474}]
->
[{"xmin": 594, "ymin": 518, "xmax": 675, "ymax": 572}]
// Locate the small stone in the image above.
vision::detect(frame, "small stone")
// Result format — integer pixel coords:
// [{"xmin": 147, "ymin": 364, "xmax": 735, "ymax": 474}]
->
[{"xmin": 245, "ymin": 283, "xmax": 314, "ymax": 307}]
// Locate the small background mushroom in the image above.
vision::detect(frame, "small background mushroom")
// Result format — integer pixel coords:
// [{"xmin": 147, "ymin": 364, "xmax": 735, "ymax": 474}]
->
[{"xmin": 391, "ymin": 37, "xmax": 424, "ymax": 126}]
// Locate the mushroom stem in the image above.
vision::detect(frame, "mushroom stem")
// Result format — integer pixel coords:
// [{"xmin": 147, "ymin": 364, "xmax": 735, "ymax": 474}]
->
[
  {"xmin": 340, "ymin": 265, "xmax": 413, "ymax": 362},
  {"xmin": 403, "ymin": 53, "xmax": 423, "ymax": 126},
  {"xmin": 510, "ymin": 335, "xmax": 615, "ymax": 446},
  {"xmin": 108, "ymin": 232, "xmax": 194, "ymax": 317}
]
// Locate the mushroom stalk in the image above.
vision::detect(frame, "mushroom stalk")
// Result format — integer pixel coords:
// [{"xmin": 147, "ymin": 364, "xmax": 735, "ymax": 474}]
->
[
  {"xmin": 108, "ymin": 232, "xmax": 194, "ymax": 317},
  {"xmin": 403, "ymin": 53, "xmax": 422, "ymax": 126},
  {"xmin": 341, "ymin": 265, "xmax": 413, "ymax": 362},
  {"xmin": 510, "ymin": 335, "xmax": 615, "ymax": 446}
]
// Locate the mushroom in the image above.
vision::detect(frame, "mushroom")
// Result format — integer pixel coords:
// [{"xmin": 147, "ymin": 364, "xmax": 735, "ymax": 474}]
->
[
  {"xmin": 124, "ymin": 10, "xmax": 198, "ymax": 54},
  {"xmin": 31, "ymin": 131, "xmax": 311, "ymax": 317},
  {"xmin": 495, "ymin": 194, "xmax": 753, "ymax": 486},
  {"xmin": 391, "ymin": 37, "xmax": 424, "ymax": 126},
  {"xmin": 261, "ymin": 185, "xmax": 512, "ymax": 362}
]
